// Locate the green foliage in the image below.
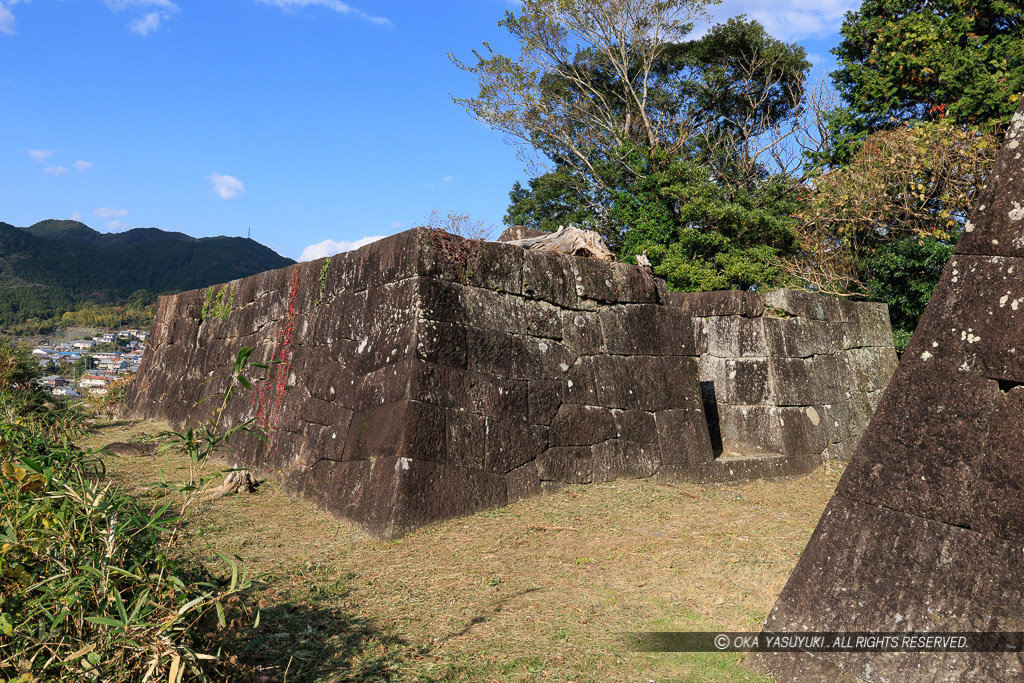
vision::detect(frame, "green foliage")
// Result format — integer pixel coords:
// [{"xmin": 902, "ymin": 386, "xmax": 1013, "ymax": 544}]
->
[
  {"xmin": 506, "ymin": 171, "xmax": 598, "ymax": 234},
  {"xmin": 201, "ymin": 285, "xmax": 235, "ymax": 323},
  {"xmin": 826, "ymin": 0, "xmax": 1024, "ymax": 164},
  {"xmin": 512, "ymin": 145, "xmax": 798, "ymax": 291},
  {"xmin": 317, "ymin": 257, "xmax": 331, "ymax": 302},
  {"xmin": 0, "ymin": 337, "xmax": 40, "ymax": 391},
  {"xmin": 0, "ymin": 350, "xmax": 262, "ymax": 681},
  {"xmin": 865, "ymin": 236, "xmax": 954, "ymax": 353}
]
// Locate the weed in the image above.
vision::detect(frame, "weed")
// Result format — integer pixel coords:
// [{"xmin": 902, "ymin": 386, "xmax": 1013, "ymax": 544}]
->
[{"xmin": 317, "ymin": 257, "xmax": 331, "ymax": 303}]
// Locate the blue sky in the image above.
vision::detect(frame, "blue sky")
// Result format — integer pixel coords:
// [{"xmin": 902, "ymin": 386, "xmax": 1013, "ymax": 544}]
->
[{"xmin": 0, "ymin": 0, "xmax": 860, "ymax": 261}]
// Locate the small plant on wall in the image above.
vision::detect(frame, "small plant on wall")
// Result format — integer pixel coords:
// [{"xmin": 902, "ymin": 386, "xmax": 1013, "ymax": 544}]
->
[{"xmin": 201, "ymin": 284, "xmax": 235, "ymax": 322}]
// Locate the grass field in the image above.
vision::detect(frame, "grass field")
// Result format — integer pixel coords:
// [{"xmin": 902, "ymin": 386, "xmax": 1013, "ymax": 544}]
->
[{"xmin": 83, "ymin": 420, "xmax": 842, "ymax": 682}]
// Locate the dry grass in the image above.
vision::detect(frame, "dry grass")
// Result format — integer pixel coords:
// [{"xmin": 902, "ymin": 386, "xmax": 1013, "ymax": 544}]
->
[{"xmin": 82, "ymin": 420, "xmax": 843, "ymax": 682}]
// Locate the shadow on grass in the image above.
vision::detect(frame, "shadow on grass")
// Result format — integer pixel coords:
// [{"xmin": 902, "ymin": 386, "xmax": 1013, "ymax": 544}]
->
[{"xmin": 223, "ymin": 582, "xmax": 422, "ymax": 682}]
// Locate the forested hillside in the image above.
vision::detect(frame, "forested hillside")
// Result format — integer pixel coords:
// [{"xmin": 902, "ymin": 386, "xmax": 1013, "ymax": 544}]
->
[{"xmin": 0, "ymin": 219, "xmax": 295, "ymax": 332}]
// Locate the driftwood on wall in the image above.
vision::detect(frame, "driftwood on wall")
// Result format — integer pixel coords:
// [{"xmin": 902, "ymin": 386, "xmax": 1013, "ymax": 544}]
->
[{"xmin": 502, "ymin": 226, "xmax": 615, "ymax": 262}]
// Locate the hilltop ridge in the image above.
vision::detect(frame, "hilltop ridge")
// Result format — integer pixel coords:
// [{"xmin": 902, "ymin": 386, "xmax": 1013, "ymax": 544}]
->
[{"xmin": 0, "ymin": 219, "xmax": 295, "ymax": 331}]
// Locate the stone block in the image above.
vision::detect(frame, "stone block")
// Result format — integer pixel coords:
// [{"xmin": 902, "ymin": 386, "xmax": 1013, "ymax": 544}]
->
[
  {"xmin": 549, "ymin": 404, "xmax": 617, "ymax": 446},
  {"xmin": 446, "ymin": 409, "xmax": 486, "ymax": 471},
  {"xmin": 762, "ymin": 288, "xmax": 843, "ymax": 321},
  {"xmin": 762, "ymin": 316, "xmax": 835, "ymax": 358},
  {"xmin": 537, "ymin": 446, "xmax": 594, "ymax": 484},
  {"xmin": 903, "ymin": 254, "xmax": 1024, "ymax": 381},
  {"xmin": 698, "ymin": 356, "xmax": 772, "ymax": 405},
  {"xmin": 717, "ymin": 404, "xmax": 784, "ymax": 455},
  {"xmin": 485, "ymin": 417, "xmax": 544, "ymax": 474},
  {"xmin": 522, "ymin": 298, "xmax": 564, "ymax": 339},
  {"xmin": 560, "ymin": 310, "xmax": 604, "ymax": 355},
  {"xmin": 343, "ymin": 400, "xmax": 446, "ymax": 465},
  {"xmin": 846, "ymin": 346, "xmax": 899, "ymax": 393},
  {"xmin": 562, "ymin": 356, "xmax": 599, "ymax": 405},
  {"xmin": 414, "ymin": 319, "xmax": 468, "ymax": 368},
  {"xmin": 698, "ymin": 315, "xmax": 767, "ymax": 357},
  {"xmin": 507, "ymin": 460, "xmax": 543, "ymax": 501},
  {"xmin": 777, "ymin": 406, "xmax": 829, "ymax": 457},
  {"xmin": 409, "ymin": 360, "xmax": 528, "ymax": 418},
  {"xmin": 389, "ymin": 458, "xmax": 508, "ymax": 539},
  {"xmin": 522, "ymin": 249, "xmax": 577, "ymax": 308},
  {"xmin": 837, "ymin": 368, "xmax": 1000, "ymax": 531},
  {"xmin": 592, "ymin": 439, "xmax": 660, "ymax": 482},
  {"xmin": 973, "ymin": 388, "xmax": 1024, "ymax": 542},
  {"xmin": 600, "ymin": 304, "xmax": 696, "ymax": 355},
  {"xmin": 528, "ymin": 379, "xmax": 563, "ymax": 425},
  {"xmin": 666, "ymin": 290, "xmax": 764, "ymax": 318},
  {"xmin": 612, "ymin": 409, "xmax": 658, "ymax": 444},
  {"xmin": 463, "ymin": 239, "xmax": 524, "ymax": 294},
  {"xmin": 655, "ymin": 407, "xmax": 714, "ymax": 464}
]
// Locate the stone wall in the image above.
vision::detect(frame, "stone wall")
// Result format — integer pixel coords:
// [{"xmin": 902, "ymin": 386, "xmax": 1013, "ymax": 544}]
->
[
  {"xmin": 126, "ymin": 227, "xmax": 895, "ymax": 538},
  {"xmin": 680, "ymin": 288, "xmax": 896, "ymax": 472}
]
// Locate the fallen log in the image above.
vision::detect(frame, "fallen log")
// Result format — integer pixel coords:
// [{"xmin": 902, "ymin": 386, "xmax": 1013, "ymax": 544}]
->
[{"xmin": 502, "ymin": 225, "xmax": 615, "ymax": 262}]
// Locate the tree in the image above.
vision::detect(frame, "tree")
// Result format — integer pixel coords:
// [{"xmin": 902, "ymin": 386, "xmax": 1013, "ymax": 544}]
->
[
  {"xmin": 787, "ymin": 119, "xmax": 997, "ymax": 295},
  {"xmin": 826, "ymin": 0, "xmax": 1024, "ymax": 163},
  {"xmin": 452, "ymin": 0, "xmax": 715, "ymax": 195},
  {"xmin": 613, "ymin": 146, "xmax": 798, "ymax": 290},
  {"xmin": 454, "ymin": 4, "xmax": 821, "ymax": 244},
  {"xmin": 0, "ymin": 337, "xmax": 40, "ymax": 390}
]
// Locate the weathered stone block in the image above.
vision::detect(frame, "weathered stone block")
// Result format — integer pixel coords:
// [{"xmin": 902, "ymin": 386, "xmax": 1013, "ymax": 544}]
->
[
  {"xmin": 655, "ymin": 407, "xmax": 714, "ymax": 464},
  {"xmin": 762, "ymin": 316, "xmax": 835, "ymax": 358},
  {"xmin": 777, "ymin": 406, "xmax": 829, "ymax": 457},
  {"xmin": 698, "ymin": 356, "xmax": 772, "ymax": 405},
  {"xmin": 600, "ymin": 304, "xmax": 696, "ymax": 355},
  {"xmin": 698, "ymin": 316, "xmax": 767, "ymax": 357},
  {"xmin": 548, "ymin": 404, "xmax": 617, "ymax": 446},
  {"xmin": 612, "ymin": 409, "xmax": 658, "ymax": 444},
  {"xmin": 446, "ymin": 409, "xmax": 486, "ymax": 471},
  {"xmin": 667, "ymin": 290, "xmax": 764, "ymax": 318},
  {"xmin": 527, "ymin": 379, "xmax": 562, "ymax": 425},
  {"xmin": 560, "ymin": 310, "xmax": 604, "ymax": 355},
  {"xmin": 537, "ymin": 446, "xmax": 594, "ymax": 483},
  {"xmin": 717, "ymin": 404, "xmax": 783, "ymax": 455},
  {"xmin": 592, "ymin": 439, "xmax": 660, "ymax": 481},
  {"xmin": 522, "ymin": 250, "xmax": 577, "ymax": 308},
  {"xmin": 762, "ymin": 288, "xmax": 843, "ymax": 321},
  {"xmin": 485, "ymin": 417, "xmax": 542, "ymax": 474}
]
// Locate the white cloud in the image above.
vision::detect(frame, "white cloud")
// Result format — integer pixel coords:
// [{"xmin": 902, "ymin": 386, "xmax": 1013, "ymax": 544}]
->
[
  {"xmin": 94, "ymin": 207, "xmax": 130, "ymax": 219},
  {"xmin": 106, "ymin": 220, "xmax": 130, "ymax": 232},
  {"xmin": 442, "ymin": 175, "xmax": 454, "ymax": 182},
  {"xmin": 105, "ymin": 0, "xmax": 179, "ymax": 35},
  {"xmin": 207, "ymin": 173, "xmax": 245, "ymax": 200},
  {"xmin": 28, "ymin": 148, "xmax": 54, "ymax": 163},
  {"xmin": 73, "ymin": 160, "xmax": 93, "ymax": 171},
  {"xmin": 390, "ymin": 221, "xmax": 405, "ymax": 229},
  {"xmin": 130, "ymin": 11, "xmax": 162, "ymax": 34},
  {"xmin": 299, "ymin": 235, "xmax": 385, "ymax": 262},
  {"xmin": 43, "ymin": 165, "xmax": 67, "ymax": 175},
  {"xmin": 255, "ymin": 0, "xmax": 392, "ymax": 26},
  {"xmin": 703, "ymin": 0, "xmax": 859, "ymax": 41},
  {"xmin": 69, "ymin": 211, "xmax": 83, "ymax": 221},
  {"xmin": 0, "ymin": 2, "xmax": 16, "ymax": 36}
]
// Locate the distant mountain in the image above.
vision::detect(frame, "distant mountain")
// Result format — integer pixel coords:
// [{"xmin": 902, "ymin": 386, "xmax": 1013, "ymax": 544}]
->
[{"xmin": 0, "ymin": 219, "xmax": 295, "ymax": 330}]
